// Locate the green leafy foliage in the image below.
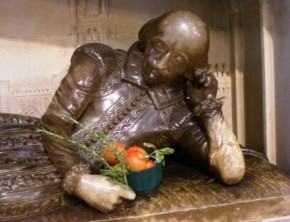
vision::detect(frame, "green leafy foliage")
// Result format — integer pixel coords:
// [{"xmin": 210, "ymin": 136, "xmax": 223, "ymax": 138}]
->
[
  {"xmin": 143, "ymin": 142, "xmax": 174, "ymax": 165},
  {"xmin": 36, "ymin": 113, "xmax": 129, "ymax": 187}
]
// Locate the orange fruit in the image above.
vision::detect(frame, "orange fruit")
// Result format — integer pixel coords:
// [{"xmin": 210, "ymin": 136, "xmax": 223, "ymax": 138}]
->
[
  {"xmin": 102, "ymin": 142, "xmax": 126, "ymax": 165},
  {"xmin": 126, "ymin": 146, "xmax": 147, "ymax": 155},
  {"xmin": 125, "ymin": 150, "xmax": 148, "ymax": 172},
  {"xmin": 145, "ymin": 160, "xmax": 156, "ymax": 169}
]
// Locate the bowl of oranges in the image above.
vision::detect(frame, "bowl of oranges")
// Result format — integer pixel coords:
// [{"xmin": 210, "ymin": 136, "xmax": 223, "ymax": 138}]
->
[
  {"xmin": 126, "ymin": 159, "xmax": 163, "ymax": 195},
  {"xmin": 102, "ymin": 142, "xmax": 174, "ymax": 195},
  {"xmin": 125, "ymin": 146, "xmax": 163, "ymax": 195}
]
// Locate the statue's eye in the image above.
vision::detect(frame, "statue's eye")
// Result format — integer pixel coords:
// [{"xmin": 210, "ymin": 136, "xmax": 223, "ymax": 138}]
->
[
  {"xmin": 172, "ymin": 54, "xmax": 186, "ymax": 66},
  {"xmin": 152, "ymin": 40, "xmax": 167, "ymax": 53}
]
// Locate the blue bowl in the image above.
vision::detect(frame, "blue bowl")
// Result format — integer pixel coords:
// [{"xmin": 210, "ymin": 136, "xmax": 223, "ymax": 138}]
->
[{"xmin": 126, "ymin": 162, "xmax": 163, "ymax": 195}]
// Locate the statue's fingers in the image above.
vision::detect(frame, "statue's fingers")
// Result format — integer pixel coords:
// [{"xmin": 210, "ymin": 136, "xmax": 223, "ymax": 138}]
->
[
  {"xmin": 203, "ymin": 75, "xmax": 212, "ymax": 87},
  {"xmin": 200, "ymin": 74, "xmax": 206, "ymax": 82},
  {"xmin": 118, "ymin": 188, "xmax": 136, "ymax": 200}
]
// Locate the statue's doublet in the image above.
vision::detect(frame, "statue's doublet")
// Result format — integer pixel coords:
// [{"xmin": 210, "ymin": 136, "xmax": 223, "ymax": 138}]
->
[{"xmin": 72, "ymin": 42, "xmax": 194, "ymax": 154}]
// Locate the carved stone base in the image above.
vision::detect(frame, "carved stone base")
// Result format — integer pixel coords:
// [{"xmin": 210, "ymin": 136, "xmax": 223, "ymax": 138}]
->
[
  {"xmin": 0, "ymin": 113, "xmax": 76, "ymax": 221},
  {"xmin": 17, "ymin": 155, "xmax": 290, "ymax": 222}
]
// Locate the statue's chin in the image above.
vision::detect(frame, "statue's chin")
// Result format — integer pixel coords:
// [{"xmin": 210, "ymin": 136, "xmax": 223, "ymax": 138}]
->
[{"xmin": 142, "ymin": 71, "xmax": 160, "ymax": 87}]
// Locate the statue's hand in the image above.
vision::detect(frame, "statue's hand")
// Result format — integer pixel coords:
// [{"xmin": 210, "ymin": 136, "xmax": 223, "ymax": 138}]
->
[
  {"xmin": 186, "ymin": 68, "xmax": 218, "ymax": 107},
  {"xmin": 73, "ymin": 174, "xmax": 136, "ymax": 213}
]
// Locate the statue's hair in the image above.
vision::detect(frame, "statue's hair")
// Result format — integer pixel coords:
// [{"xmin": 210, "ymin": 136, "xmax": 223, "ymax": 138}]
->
[
  {"xmin": 138, "ymin": 13, "xmax": 167, "ymax": 50},
  {"xmin": 138, "ymin": 10, "xmax": 209, "ymax": 68}
]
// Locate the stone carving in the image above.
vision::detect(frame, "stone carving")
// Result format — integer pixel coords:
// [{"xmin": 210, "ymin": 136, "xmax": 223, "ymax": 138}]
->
[{"xmin": 77, "ymin": 0, "xmax": 115, "ymax": 46}]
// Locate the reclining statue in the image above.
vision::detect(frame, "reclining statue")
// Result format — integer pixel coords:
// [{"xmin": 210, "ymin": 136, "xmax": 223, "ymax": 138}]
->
[{"xmin": 0, "ymin": 10, "xmax": 245, "ymax": 219}]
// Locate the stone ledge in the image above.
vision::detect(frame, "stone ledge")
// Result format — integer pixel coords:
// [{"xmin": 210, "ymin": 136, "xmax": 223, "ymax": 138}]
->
[{"xmin": 19, "ymin": 155, "xmax": 290, "ymax": 222}]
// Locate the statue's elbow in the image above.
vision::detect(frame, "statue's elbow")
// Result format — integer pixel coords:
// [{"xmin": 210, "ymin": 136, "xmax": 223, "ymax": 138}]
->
[
  {"xmin": 209, "ymin": 146, "xmax": 246, "ymax": 185},
  {"xmin": 218, "ymin": 163, "xmax": 246, "ymax": 185}
]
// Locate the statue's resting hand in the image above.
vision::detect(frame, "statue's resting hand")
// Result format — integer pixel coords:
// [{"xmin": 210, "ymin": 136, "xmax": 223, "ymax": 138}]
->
[
  {"xmin": 186, "ymin": 68, "xmax": 218, "ymax": 107},
  {"xmin": 73, "ymin": 174, "xmax": 136, "ymax": 213}
]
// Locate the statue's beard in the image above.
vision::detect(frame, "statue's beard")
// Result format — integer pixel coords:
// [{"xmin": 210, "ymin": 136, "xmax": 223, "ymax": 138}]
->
[
  {"xmin": 141, "ymin": 57, "xmax": 168, "ymax": 87},
  {"xmin": 142, "ymin": 69, "xmax": 161, "ymax": 87}
]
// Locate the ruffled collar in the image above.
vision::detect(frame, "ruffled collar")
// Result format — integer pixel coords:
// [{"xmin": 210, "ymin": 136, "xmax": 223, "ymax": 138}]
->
[{"xmin": 122, "ymin": 42, "xmax": 185, "ymax": 109}]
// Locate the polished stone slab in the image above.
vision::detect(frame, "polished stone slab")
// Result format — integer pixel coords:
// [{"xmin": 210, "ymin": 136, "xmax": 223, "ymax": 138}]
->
[{"xmin": 17, "ymin": 154, "xmax": 290, "ymax": 222}]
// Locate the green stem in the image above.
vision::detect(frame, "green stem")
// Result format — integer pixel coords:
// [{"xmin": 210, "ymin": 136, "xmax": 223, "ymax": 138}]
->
[{"xmin": 36, "ymin": 125, "xmax": 129, "ymax": 187}]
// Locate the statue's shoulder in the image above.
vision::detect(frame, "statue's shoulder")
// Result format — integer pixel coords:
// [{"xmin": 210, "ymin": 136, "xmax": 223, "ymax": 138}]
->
[
  {"xmin": 71, "ymin": 43, "xmax": 120, "ymax": 68},
  {"xmin": 69, "ymin": 43, "xmax": 128, "ymax": 85},
  {"xmin": 75, "ymin": 43, "xmax": 115, "ymax": 54}
]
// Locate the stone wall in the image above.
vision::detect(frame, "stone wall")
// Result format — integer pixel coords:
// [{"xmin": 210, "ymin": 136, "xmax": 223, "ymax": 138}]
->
[{"xmin": 0, "ymin": 0, "xmax": 233, "ymax": 126}]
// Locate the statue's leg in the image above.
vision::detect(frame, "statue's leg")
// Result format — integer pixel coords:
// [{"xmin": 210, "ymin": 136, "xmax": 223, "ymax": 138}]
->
[{"xmin": 0, "ymin": 113, "xmax": 75, "ymax": 221}]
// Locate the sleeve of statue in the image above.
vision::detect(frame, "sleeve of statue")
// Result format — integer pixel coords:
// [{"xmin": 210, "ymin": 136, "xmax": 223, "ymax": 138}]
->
[
  {"xmin": 40, "ymin": 43, "xmax": 117, "ymax": 181},
  {"xmin": 179, "ymin": 70, "xmax": 245, "ymax": 185},
  {"xmin": 193, "ymin": 99, "xmax": 245, "ymax": 185}
]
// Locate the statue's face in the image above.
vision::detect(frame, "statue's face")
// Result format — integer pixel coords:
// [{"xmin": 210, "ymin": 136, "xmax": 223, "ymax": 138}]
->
[
  {"xmin": 141, "ymin": 12, "xmax": 209, "ymax": 87},
  {"xmin": 141, "ymin": 35, "xmax": 192, "ymax": 87}
]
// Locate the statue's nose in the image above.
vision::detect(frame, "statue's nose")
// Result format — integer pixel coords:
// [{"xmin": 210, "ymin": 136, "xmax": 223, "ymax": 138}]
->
[{"xmin": 155, "ymin": 52, "xmax": 170, "ymax": 70}]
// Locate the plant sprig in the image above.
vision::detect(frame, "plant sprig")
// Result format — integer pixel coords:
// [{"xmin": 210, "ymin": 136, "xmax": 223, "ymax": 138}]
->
[
  {"xmin": 36, "ymin": 113, "xmax": 129, "ymax": 187},
  {"xmin": 143, "ymin": 142, "xmax": 174, "ymax": 165}
]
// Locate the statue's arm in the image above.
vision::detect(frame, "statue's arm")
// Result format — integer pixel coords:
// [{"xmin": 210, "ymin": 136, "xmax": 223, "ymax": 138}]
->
[
  {"xmin": 179, "ymin": 69, "xmax": 245, "ymax": 185},
  {"xmin": 41, "ymin": 44, "xmax": 107, "ymax": 176},
  {"xmin": 40, "ymin": 44, "xmax": 135, "ymax": 212}
]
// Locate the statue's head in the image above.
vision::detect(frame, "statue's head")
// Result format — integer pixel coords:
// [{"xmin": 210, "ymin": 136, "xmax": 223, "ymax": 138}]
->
[{"xmin": 138, "ymin": 10, "xmax": 209, "ymax": 87}]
